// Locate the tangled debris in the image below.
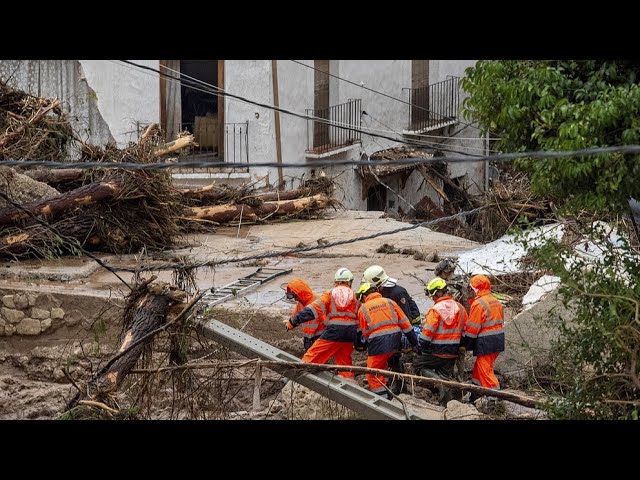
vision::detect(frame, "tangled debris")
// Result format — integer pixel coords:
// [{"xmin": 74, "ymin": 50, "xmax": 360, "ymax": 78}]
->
[
  {"xmin": 0, "ymin": 84, "xmax": 338, "ymax": 260},
  {"xmin": 0, "ymin": 81, "xmax": 74, "ymax": 161}
]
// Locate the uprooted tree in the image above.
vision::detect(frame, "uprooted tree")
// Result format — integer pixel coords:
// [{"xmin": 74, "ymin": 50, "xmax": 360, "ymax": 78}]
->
[{"xmin": 462, "ymin": 60, "xmax": 640, "ymax": 419}]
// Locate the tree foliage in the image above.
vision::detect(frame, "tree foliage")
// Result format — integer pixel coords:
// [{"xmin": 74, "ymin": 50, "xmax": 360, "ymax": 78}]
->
[
  {"xmin": 525, "ymin": 222, "xmax": 640, "ymax": 419},
  {"xmin": 461, "ymin": 60, "xmax": 640, "ymax": 213}
]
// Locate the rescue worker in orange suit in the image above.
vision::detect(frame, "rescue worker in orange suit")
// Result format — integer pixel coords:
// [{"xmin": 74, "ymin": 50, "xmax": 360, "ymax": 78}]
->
[
  {"xmin": 415, "ymin": 277, "xmax": 468, "ymax": 404},
  {"xmin": 356, "ymin": 282, "xmax": 418, "ymax": 398},
  {"xmin": 362, "ymin": 265, "xmax": 421, "ymax": 394},
  {"xmin": 461, "ymin": 274, "xmax": 504, "ymax": 391},
  {"xmin": 288, "ymin": 268, "xmax": 358, "ymax": 379},
  {"xmin": 283, "ymin": 278, "xmax": 325, "ymax": 352}
]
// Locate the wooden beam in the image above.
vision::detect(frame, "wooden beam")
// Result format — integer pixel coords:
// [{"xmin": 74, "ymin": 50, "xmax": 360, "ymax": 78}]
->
[
  {"xmin": 159, "ymin": 61, "xmax": 168, "ymax": 141},
  {"xmin": 218, "ymin": 60, "xmax": 225, "ymax": 162},
  {"xmin": 271, "ymin": 60, "xmax": 284, "ymax": 189}
]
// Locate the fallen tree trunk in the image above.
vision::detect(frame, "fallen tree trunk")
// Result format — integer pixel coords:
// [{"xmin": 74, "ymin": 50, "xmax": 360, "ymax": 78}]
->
[
  {"xmin": 0, "ymin": 179, "xmax": 121, "ymax": 228},
  {"xmin": 180, "ymin": 185, "xmax": 330, "ymax": 203},
  {"xmin": 22, "ymin": 168, "xmax": 83, "ymax": 187},
  {"xmin": 93, "ymin": 280, "xmax": 187, "ymax": 396},
  {"xmin": 129, "ymin": 359, "xmax": 544, "ymax": 409},
  {"xmin": 186, "ymin": 194, "xmax": 331, "ymax": 223}
]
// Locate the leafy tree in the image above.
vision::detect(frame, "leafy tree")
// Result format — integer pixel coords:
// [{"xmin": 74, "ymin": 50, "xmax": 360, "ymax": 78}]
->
[
  {"xmin": 462, "ymin": 61, "xmax": 640, "ymax": 418},
  {"xmin": 461, "ymin": 60, "xmax": 640, "ymax": 214},
  {"xmin": 526, "ymin": 223, "xmax": 640, "ymax": 419}
]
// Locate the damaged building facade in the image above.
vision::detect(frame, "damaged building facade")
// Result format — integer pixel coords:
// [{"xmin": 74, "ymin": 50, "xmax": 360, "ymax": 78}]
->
[{"xmin": 0, "ymin": 60, "xmax": 488, "ymax": 215}]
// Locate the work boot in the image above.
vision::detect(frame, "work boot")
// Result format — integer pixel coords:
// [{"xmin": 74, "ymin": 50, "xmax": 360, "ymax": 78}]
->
[{"xmin": 389, "ymin": 376, "xmax": 404, "ymax": 396}]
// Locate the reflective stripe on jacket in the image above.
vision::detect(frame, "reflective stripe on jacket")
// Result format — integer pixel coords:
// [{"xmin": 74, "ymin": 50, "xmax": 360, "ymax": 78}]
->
[
  {"xmin": 357, "ymin": 292, "xmax": 416, "ymax": 356},
  {"xmin": 294, "ymin": 284, "xmax": 357, "ymax": 343},
  {"xmin": 419, "ymin": 295, "xmax": 467, "ymax": 358},
  {"xmin": 288, "ymin": 279, "xmax": 326, "ymax": 339},
  {"xmin": 463, "ymin": 286, "xmax": 504, "ymax": 356}
]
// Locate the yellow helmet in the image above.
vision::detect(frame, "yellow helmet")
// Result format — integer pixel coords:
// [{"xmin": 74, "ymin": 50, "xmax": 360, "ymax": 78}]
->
[
  {"xmin": 356, "ymin": 282, "xmax": 374, "ymax": 302},
  {"xmin": 426, "ymin": 277, "xmax": 447, "ymax": 297}
]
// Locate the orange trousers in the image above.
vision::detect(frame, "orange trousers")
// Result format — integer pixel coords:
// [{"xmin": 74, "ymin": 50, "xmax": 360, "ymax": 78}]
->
[
  {"xmin": 366, "ymin": 351, "xmax": 396, "ymax": 393},
  {"xmin": 471, "ymin": 352, "xmax": 500, "ymax": 389},
  {"xmin": 302, "ymin": 338, "xmax": 355, "ymax": 379}
]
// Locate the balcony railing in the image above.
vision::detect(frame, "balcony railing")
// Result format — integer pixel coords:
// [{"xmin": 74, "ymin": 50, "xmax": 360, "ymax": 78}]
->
[
  {"xmin": 403, "ymin": 76, "xmax": 460, "ymax": 132},
  {"xmin": 306, "ymin": 99, "xmax": 362, "ymax": 155},
  {"xmin": 171, "ymin": 121, "xmax": 248, "ymax": 164}
]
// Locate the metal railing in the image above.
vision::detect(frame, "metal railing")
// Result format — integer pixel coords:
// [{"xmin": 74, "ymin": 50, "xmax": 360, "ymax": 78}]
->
[
  {"xmin": 306, "ymin": 99, "xmax": 362, "ymax": 154},
  {"xmin": 224, "ymin": 122, "xmax": 249, "ymax": 164},
  {"xmin": 403, "ymin": 76, "xmax": 460, "ymax": 132}
]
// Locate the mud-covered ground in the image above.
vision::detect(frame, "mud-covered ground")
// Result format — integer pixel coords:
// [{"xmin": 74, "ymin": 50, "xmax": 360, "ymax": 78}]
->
[{"xmin": 0, "ymin": 213, "xmax": 545, "ymax": 420}]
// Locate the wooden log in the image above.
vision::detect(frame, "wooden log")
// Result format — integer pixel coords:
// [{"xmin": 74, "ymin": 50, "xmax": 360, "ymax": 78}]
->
[
  {"xmin": 417, "ymin": 165, "xmax": 449, "ymax": 202},
  {"xmin": 22, "ymin": 168, "xmax": 83, "ymax": 187},
  {"xmin": 153, "ymin": 135, "xmax": 196, "ymax": 156},
  {"xmin": 0, "ymin": 180, "xmax": 121, "ymax": 228},
  {"xmin": 179, "ymin": 185, "xmax": 328, "ymax": 203},
  {"xmin": 95, "ymin": 282, "xmax": 187, "ymax": 395},
  {"xmin": 186, "ymin": 194, "xmax": 331, "ymax": 223}
]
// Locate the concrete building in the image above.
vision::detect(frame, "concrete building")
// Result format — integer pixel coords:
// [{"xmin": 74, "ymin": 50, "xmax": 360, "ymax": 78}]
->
[{"xmin": 0, "ymin": 60, "xmax": 487, "ymax": 215}]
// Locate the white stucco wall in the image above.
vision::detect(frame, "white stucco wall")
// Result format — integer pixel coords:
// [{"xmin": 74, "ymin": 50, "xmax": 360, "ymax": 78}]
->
[
  {"xmin": 79, "ymin": 60, "xmax": 159, "ymax": 146},
  {"xmin": 224, "ymin": 60, "xmax": 280, "ymax": 187},
  {"xmin": 215, "ymin": 60, "xmax": 486, "ymax": 207}
]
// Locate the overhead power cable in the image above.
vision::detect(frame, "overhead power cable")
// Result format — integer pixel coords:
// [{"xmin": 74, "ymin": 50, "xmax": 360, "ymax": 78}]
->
[
  {"xmin": 289, "ymin": 60, "xmax": 482, "ymax": 131},
  {"xmin": 107, "ymin": 205, "xmax": 487, "ymax": 272},
  {"xmin": 117, "ymin": 60, "xmax": 482, "ymax": 158},
  {"xmin": 3, "ymin": 144, "xmax": 639, "ymax": 171}
]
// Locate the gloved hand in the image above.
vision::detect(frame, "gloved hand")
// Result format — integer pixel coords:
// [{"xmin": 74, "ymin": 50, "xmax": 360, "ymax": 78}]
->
[
  {"xmin": 283, "ymin": 319, "xmax": 294, "ymax": 331},
  {"xmin": 410, "ymin": 316, "xmax": 422, "ymax": 327},
  {"xmin": 458, "ymin": 346, "xmax": 466, "ymax": 354}
]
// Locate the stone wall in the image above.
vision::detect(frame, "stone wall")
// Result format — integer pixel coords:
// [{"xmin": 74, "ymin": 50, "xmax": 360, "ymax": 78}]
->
[
  {"xmin": 0, "ymin": 289, "xmax": 123, "ymax": 337},
  {"xmin": 1, "ymin": 292, "xmax": 65, "ymax": 336}
]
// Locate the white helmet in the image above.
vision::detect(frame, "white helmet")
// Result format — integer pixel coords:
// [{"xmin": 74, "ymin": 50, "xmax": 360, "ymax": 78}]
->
[
  {"xmin": 334, "ymin": 267, "xmax": 354, "ymax": 284},
  {"xmin": 362, "ymin": 265, "xmax": 393, "ymax": 287}
]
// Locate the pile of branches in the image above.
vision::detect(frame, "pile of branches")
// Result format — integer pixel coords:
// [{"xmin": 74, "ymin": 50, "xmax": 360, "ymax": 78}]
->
[
  {"xmin": 417, "ymin": 163, "xmax": 557, "ymax": 243},
  {"xmin": 0, "ymin": 127, "xmax": 187, "ymax": 258},
  {"xmin": 0, "ymin": 81, "xmax": 73, "ymax": 161},
  {"xmin": 0, "ymin": 83, "xmax": 338, "ymax": 260}
]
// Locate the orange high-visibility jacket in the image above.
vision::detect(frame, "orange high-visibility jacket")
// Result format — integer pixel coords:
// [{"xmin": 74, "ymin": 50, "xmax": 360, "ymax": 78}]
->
[
  {"xmin": 357, "ymin": 292, "xmax": 416, "ymax": 356},
  {"xmin": 462, "ymin": 275, "xmax": 505, "ymax": 356},
  {"xmin": 419, "ymin": 295, "xmax": 468, "ymax": 358},
  {"xmin": 293, "ymin": 284, "xmax": 357, "ymax": 343},
  {"xmin": 288, "ymin": 278, "xmax": 325, "ymax": 339}
]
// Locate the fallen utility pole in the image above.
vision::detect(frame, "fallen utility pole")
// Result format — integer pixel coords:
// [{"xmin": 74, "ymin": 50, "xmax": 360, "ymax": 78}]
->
[{"xmin": 198, "ymin": 319, "xmax": 441, "ymax": 420}]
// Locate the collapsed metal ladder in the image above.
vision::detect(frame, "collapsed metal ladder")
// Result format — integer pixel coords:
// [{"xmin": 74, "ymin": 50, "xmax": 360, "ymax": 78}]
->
[
  {"xmin": 201, "ymin": 267, "xmax": 293, "ymax": 306},
  {"xmin": 199, "ymin": 319, "xmax": 440, "ymax": 420}
]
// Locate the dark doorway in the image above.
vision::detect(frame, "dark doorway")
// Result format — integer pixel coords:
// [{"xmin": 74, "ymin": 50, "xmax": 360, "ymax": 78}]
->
[
  {"xmin": 367, "ymin": 184, "xmax": 387, "ymax": 211},
  {"xmin": 180, "ymin": 60, "xmax": 218, "ymax": 151}
]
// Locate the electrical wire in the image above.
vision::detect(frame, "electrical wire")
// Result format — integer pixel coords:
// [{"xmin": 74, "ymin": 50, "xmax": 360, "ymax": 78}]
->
[
  {"xmin": 117, "ymin": 60, "xmax": 483, "ymax": 158},
  {"xmin": 289, "ymin": 59, "xmax": 499, "ymax": 138},
  {"xmin": 3, "ymin": 144, "xmax": 638, "ymax": 171}
]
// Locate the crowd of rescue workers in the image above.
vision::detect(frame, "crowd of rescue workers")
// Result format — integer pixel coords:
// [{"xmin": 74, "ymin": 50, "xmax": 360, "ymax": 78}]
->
[{"xmin": 282, "ymin": 260, "xmax": 505, "ymax": 405}]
